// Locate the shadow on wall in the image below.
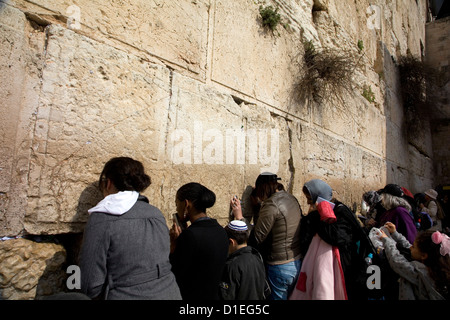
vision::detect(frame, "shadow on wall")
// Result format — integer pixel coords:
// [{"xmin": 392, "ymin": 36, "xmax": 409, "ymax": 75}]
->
[
  {"xmin": 35, "ymin": 250, "xmax": 67, "ymax": 299},
  {"xmin": 34, "ymin": 182, "xmax": 102, "ymax": 299},
  {"xmin": 378, "ymin": 40, "xmax": 401, "ymax": 186},
  {"xmin": 74, "ymin": 182, "xmax": 103, "ymax": 230},
  {"xmin": 69, "ymin": 181, "xmax": 103, "ymax": 265},
  {"xmin": 378, "ymin": 40, "xmax": 426, "ymax": 190}
]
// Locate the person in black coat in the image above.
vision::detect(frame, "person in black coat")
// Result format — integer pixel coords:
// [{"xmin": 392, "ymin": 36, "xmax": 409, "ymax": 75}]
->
[
  {"xmin": 219, "ymin": 220, "xmax": 269, "ymax": 300},
  {"xmin": 169, "ymin": 182, "xmax": 229, "ymax": 300},
  {"xmin": 300, "ymin": 179, "xmax": 381, "ymax": 300}
]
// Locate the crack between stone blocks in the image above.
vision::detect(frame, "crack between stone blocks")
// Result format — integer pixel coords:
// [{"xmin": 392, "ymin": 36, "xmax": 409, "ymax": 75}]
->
[
  {"xmin": 158, "ymin": 66, "xmax": 175, "ymax": 211},
  {"xmin": 286, "ymin": 120, "xmax": 296, "ymax": 194},
  {"xmin": 163, "ymin": 67, "xmax": 175, "ymax": 152},
  {"xmin": 409, "ymin": 141, "xmax": 431, "ymax": 159},
  {"xmin": 25, "ymin": 24, "xmax": 52, "ymax": 199}
]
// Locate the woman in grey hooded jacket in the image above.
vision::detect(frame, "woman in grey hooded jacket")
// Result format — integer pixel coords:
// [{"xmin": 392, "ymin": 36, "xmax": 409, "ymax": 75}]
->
[{"xmin": 79, "ymin": 157, "xmax": 181, "ymax": 300}]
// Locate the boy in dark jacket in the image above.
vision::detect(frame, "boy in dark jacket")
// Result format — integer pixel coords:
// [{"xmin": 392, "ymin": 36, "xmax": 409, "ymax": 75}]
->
[{"xmin": 219, "ymin": 220, "xmax": 269, "ymax": 300}]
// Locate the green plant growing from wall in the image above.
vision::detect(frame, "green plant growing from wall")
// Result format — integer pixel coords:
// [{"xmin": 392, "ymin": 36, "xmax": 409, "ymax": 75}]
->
[
  {"xmin": 259, "ymin": 5, "xmax": 281, "ymax": 33},
  {"xmin": 362, "ymin": 85, "xmax": 375, "ymax": 103},
  {"xmin": 355, "ymin": 39, "xmax": 368, "ymax": 69},
  {"xmin": 357, "ymin": 39, "xmax": 364, "ymax": 52},
  {"xmin": 295, "ymin": 40, "xmax": 355, "ymax": 103}
]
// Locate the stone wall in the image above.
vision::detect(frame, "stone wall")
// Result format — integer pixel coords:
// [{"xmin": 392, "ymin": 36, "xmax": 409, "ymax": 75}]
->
[
  {"xmin": 426, "ymin": 16, "xmax": 450, "ymax": 187},
  {"xmin": 0, "ymin": 0, "xmax": 433, "ymax": 236},
  {"xmin": 0, "ymin": 0, "xmax": 439, "ymax": 298},
  {"xmin": 1, "ymin": 0, "xmax": 441, "ymax": 300},
  {"xmin": 0, "ymin": 237, "xmax": 66, "ymax": 299}
]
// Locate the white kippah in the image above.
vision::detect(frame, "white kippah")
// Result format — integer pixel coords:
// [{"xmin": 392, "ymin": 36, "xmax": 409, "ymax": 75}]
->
[{"xmin": 228, "ymin": 220, "xmax": 248, "ymax": 231}]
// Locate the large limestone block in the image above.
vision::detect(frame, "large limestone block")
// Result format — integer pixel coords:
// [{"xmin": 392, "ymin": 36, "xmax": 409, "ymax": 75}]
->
[
  {"xmin": 24, "ymin": 24, "xmax": 172, "ymax": 234},
  {"xmin": 361, "ymin": 152, "xmax": 386, "ymax": 190},
  {"xmin": 153, "ymin": 72, "xmax": 289, "ymax": 225},
  {"xmin": 385, "ymin": 119, "xmax": 409, "ymax": 167},
  {"xmin": 342, "ymin": 144, "xmax": 382, "ymax": 208},
  {"xmin": 354, "ymin": 96, "xmax": 386, "ymax": 157},
  {"xmin": 300, "ymin": 126, "xmax": 346, "ymax": 183},
  {"xmin": 0, "ymin": 4, "xmax": 45, "ymax": 236},
  {"xmin": 311, "ymin": 99, "xmax": 356, "ymax": 143},
  {"xmin": 211, "ymin": 0, "xmax": 305, "ymax": 119},
  {"xmin": 297, "ymin": 124, "xmax": 386, "ymax": 209},
  {"xmin": 324, "ymin": 0, "xmax": 425, "ymax": 60},
  {"xmin": 0, "ymin": 5, "xmax": 29, "ymax": 234},
  {"xmin": 13, "ymin": 0, "xmax": 210, "ymax": 77},
  {"xmin": 0, "ymin": 238, "xmax": 66, "ymax": 300},
  {"xmin": 408, "ymin": 144, "xmax": 435, "ymax": 184}
]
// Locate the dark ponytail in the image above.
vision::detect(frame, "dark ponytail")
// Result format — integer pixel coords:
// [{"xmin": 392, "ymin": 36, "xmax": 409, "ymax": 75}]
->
[
  {"xmin": 176, "ymin": 182, "xmax": 216, "ymax": 213},
  {"xmin": 99, "ymin": 157, "xmax": 151, "ymax": 193}
]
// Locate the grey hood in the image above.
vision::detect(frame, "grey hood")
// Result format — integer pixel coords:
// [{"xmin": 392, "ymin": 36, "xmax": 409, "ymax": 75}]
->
[{"xmin": 303, "ymin": 179, "xmax": 333, "ymax": 203}]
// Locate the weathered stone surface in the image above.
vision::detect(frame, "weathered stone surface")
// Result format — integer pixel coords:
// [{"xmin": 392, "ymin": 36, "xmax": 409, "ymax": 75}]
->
[
  {"xmin": 0, "ymin": 4, "xmax": 45, "ymax": 236},
  {"xmin": 0, "ymin": 238, "xmax": 66, "ymax": 300},
  {"xmin": 212, "ymin": 0, "xmax": 305, "ymax": 119},
  {"xmin": 426, "ymin": 17, "xmax": 450, "ymax": 187},
  {"xmin": 1, "ymin": 0, "xmax": 446, "ymax": 300},
  {"xmin": 0, "ymin": 0, "xmax": 441, "ymax": 236},
  {"xmin": 24, "ymin": 24, "xmax": 172, "ymax": 234},
  {"xmin": 154, "ymin": 71, "xmax": 289, "ymax": 224},
  {"xmin": 12, "ymin": 0, "xmax": 210, "ymax": 78}
]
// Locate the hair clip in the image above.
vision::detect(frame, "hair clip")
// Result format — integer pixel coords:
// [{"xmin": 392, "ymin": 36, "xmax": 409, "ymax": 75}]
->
[{"xmin": 432, "ymin": 231, "xmax": 450, "ymax": 257}]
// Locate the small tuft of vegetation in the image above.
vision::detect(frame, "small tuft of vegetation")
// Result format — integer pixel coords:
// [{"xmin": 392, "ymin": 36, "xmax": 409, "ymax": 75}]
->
[
  {"xmin": 259, "ymin": 5, "xmax": 281, "ymax": 33},
  {"xmin": 357, "ymin": 39, "xmax": 364, "ymax": 52},
  {"xmin": 362, "ymin": 85, "xmax": 375, "ymax": 103}
]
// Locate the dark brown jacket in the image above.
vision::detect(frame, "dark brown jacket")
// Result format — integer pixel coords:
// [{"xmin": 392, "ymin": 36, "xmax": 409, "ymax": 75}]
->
[{"xmin": 252, "ymin": 190, "xmax": 302, "ymax": 264}]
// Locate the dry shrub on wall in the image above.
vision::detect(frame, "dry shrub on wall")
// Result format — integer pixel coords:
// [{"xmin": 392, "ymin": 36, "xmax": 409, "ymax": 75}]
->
[{"xmin": 295, "ymin": 40, "xmax": 356, "ymax": 104}]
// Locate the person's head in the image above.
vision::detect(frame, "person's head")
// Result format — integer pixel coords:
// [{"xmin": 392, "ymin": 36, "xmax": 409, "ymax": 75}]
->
[
  {"xmin": 361, "ymin": 191, "xmax": 381, "ymax": 215},
  {"xmin": 254, "ymin": 172, "xmax": 283, "ymax": 201},
  {"xmin": 176, "ymin": 182, "xmax": 215, "ymax": 222},
  {"xmin": 302, "ymin": 179, "xmax": 333, "ymax": 205},
  {"xmin": 411, "ymin": 231, "xmax": 450, "ymax": 298},
  {"xmin": 414, "ymin": 192, "xmax": 426, "ymax": 205},
  {"xmin": 363, "ymin": 191, "xmax": 381, "ymax": 207},
  {"xmin": 99, "ymin": 157, "xmax": 151, "ymax": 197},
  {"xmin": 379, "ymin": 193, "xmax": 412, "ymax": 212},
  {"xmin": 410, "ymin": 232, "xmax": 432, "ymax": 262},
  {"xmin": 225, "ymin": 220, "xmax": 249, "ymax": 254},
  {"xmin": 378, "ymin": 184, "xmax": 404, "ymax": 198},
  {"xmin": 412, "ymin": 231, "xmax": 449, "ymax": 262},
  {"xmin": 378, "ymin": 184, "xmax": 411, "ymax": 212},
  {"xmin": 424, "ymin": 189, "xmax": 438, "ymax": 202}
]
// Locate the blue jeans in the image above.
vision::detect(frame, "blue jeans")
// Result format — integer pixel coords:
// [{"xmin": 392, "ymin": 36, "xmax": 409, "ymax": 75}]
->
[{"xmin": 266, "ymin": 260, "xmax": 301, "ymax": 300}]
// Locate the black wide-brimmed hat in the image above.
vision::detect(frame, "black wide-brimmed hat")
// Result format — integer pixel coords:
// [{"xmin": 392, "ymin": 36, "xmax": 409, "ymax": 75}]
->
[{"xmin": 378, "ymin": 184, "xmax": 404, "ymax": 197}]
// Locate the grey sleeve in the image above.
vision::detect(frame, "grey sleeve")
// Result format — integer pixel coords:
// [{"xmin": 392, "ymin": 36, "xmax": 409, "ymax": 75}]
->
[
  {"xmin": 381, "ymin": 235, "xmax": 419, "ymax": 286},
  {"xmin": 79, "ymin": 215, "xmax": 110, "ymax": 298},
  {"xmin": 390, "ymin": 231, "xmax": 412, "ymax": 249}
]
